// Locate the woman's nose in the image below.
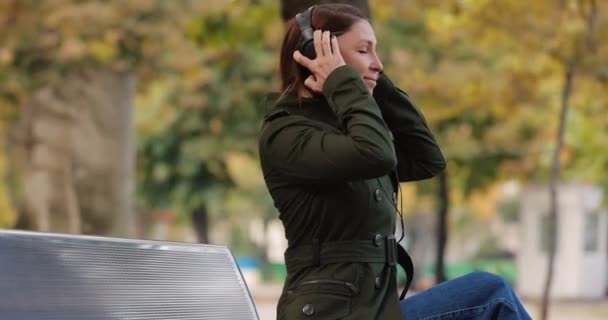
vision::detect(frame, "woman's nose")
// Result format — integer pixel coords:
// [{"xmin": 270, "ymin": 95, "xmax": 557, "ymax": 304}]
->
[{"xmin": 371, "ymin": 53, "xmax": 383, "ymax": 72}]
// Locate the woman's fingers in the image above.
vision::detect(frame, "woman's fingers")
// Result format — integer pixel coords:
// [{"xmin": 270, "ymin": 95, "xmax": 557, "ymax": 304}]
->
[
  {"xmin": 293, "ymin": 29, "xmax": 345, "ymax": 94},
  {"xmin": 303, "ymin": 75, "xmax": 315, "ymax": 89},
  {"xmin": 313, "ymin": 30, "xmax": 323, "ymax": 57},
  {"xmin": 331, "ymin": 34, "xmax": 341, "ymax": 57},
  {"xmin": 304, "ymin": 75, "xmax": 322, "ymax": 93},
  {"xmin": 293, "ymin": 50, "xmax": 312, "ymax": 69},
  {"xmin": 322, "ymin": 31, "xmax": 332, "ymax": 57}
]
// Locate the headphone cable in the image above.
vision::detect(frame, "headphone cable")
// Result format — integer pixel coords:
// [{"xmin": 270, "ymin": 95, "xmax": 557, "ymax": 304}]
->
[{"xmin": 376, "ymin": 170, "xmax": 406, "ymax": 243}]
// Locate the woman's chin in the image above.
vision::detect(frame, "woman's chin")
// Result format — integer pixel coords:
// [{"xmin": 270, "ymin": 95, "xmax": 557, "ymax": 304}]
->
[{"xmin": 363, "ymin": 80, "xmax": 376, "ymax": 93}]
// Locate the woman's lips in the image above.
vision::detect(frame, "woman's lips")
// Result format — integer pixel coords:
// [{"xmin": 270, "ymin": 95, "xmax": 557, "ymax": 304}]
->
[{"xmin": 363, "ymin": 77, "xmax": 377, "ymax": 87}]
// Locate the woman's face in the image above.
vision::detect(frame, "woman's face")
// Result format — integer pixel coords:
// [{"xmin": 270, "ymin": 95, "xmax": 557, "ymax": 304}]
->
[{"xmin": 337, "ymin": 20, "xmax": 383, "ymax": 93}]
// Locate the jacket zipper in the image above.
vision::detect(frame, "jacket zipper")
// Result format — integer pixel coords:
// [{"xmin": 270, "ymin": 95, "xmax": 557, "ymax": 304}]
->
[{"xmin": 296, "ymin": 279, "xmax": 360, "ymax": 294}]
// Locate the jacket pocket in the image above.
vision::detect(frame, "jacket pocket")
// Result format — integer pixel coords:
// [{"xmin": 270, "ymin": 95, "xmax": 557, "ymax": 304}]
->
[{"xmin": 279, "ymin": 280, "xmax": 358, "ymax": 319}]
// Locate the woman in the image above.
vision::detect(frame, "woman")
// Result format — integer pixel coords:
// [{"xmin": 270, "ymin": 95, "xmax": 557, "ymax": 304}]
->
[{"xmin": 259, "ymin": 4, "xmax": 531, "ymax": 319}]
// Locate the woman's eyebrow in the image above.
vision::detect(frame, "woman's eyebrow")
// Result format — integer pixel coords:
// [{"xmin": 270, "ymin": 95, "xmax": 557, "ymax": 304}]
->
[{"xmin": 358, "ymin": 39, "xmax": 375, "ymax": 46}]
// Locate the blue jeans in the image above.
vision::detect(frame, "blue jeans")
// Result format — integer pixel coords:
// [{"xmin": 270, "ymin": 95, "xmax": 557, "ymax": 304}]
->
[{"xmin": 400, "ymin": 272, "xmax": 531, "ymax": 320}]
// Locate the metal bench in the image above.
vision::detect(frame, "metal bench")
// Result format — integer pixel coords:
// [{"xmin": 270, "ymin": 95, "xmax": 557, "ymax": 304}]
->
[{"xmin": 0, "ymin": 229, "xmax": 259, "ymax": 320}]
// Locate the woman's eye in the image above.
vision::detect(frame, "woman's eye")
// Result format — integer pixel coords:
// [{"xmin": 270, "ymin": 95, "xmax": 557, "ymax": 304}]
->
[{"xmin": 358, "ymin": 50, "xmax": 368, "ymax": 54}]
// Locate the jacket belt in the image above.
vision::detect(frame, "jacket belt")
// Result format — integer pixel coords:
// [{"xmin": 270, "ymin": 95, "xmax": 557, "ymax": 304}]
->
[{"xmin": 284, "ymin": 234, "xmax": 414, "ymax": 300}]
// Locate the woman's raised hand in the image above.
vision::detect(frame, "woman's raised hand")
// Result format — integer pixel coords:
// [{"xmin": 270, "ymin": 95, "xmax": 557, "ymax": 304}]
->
[{"xmin": 293, "ymin": 30, "xmax": 346, "ymax": 94}]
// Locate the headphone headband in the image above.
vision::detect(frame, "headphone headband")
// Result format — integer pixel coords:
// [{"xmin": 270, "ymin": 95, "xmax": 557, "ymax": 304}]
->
[
  {"xmin": 295, "ymin": 6, "xmax": 315, "ymax": 38},
  {"xmin": 295, "ymin": 6, "xmax": 316, "ymax": 59}
]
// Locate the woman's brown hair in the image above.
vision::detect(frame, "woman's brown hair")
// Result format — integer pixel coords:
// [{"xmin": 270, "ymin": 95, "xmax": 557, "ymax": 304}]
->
[{"xmin": 279, "ymin": 4, "xmax": 366, "ymax": 99}]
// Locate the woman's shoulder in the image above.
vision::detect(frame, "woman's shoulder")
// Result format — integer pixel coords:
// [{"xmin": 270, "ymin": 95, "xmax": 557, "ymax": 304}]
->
[
  {"xmin": 261, "ymin": 92, "xmax": 326, "ymax": 124},
  {"xmin": 259, "ymin": 92, "xmax": 335, "ymax": 143},
  {"xmin": 259, "ymin": 110, "xmax": 322, "ymax": 140}
]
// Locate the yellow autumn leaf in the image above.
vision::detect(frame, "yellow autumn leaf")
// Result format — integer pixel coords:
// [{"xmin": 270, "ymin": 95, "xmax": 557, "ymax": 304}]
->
[
  {"xmin": 225, "ymin": 152, "xmax": 264, "ymax": 190},
  {"xmin": 89, "ymin": 40, "xmax": 116, "ymax": 63}
]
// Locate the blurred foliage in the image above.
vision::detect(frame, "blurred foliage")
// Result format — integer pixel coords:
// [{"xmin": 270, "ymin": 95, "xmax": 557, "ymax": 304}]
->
[
  {"xmin": 498, "ymin": 198, "xmax": 521, "ymax": 223},
  {"xmin": 0, "ymin": 0, "xmax": 281, "ymax": 233},
  {"xmin": 0, "ymin": 0, "xmax": 606, "ymax": 250},
  {"xmin": 0, "ymin": 0, "xmax": 206, "ymax": 109},
  {"xmin": 373, "ymin": 0, "xmax": 607, "ymax": 220},
  {"xmin": 135, "ymin": 0, "xmax": 281, "ymax": 226}
]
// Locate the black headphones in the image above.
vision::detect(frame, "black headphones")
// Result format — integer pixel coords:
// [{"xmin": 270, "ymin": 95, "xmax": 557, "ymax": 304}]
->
[{"xmin": 295, "ymin": 6, "xmax": 317, "ymax": 59}]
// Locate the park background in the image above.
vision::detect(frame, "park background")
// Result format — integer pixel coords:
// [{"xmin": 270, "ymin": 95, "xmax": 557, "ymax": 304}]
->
[{"xmin": 1, "ymin": 0, "xmax": 607, "ymax": 319}]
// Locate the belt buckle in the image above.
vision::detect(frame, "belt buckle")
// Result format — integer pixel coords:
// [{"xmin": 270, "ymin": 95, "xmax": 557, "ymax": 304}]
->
[{"xmin": 386, "ymin": 235, "xmax": 397, "ymax": 267}]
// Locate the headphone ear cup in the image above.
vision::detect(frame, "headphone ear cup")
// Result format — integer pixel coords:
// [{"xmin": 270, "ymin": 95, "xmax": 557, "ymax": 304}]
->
[{"xmin": 302, "ymin": 40, "xmax": 316, "ymax": 59}]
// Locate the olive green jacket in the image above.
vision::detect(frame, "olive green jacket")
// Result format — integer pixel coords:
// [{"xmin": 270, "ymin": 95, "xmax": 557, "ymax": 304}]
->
[{"xmin": 259, "ymin": 66, "xmax": 445, "ymax": 319}]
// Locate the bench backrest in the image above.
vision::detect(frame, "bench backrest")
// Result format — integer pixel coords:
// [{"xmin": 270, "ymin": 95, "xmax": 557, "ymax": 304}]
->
[{"xmin": 0, "ymin": 230, "xmax": 259, "ymax": 320}]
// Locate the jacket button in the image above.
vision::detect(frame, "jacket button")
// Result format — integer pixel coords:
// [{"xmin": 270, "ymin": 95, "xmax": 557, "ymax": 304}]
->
[
  {"xmin": 375, "ymin": 276, "xmax": 382, "ymax": 289},
  {"xmin": 374, "ymin": 189, "xmax": 383, "ymax": 201},
  {"xmin": 302, "ymin": 303, "xmax": 315, "ymax": 316},
  {"xmin": 373, "ymin": 234, "xmax": 383, "ymax": 246}
]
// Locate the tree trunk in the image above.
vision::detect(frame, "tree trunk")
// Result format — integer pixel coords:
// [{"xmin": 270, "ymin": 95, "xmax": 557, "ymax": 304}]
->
[
  {"xmin": 280, "ymin": 0, "xmax": 371, "ymax": 22},
  {"xmin": 540, "ymin": 58, "xmax": 573, "ymax": 320},
  {"xmin": 435, "ymin": 170, "xmax": 448, "ymax": 284},
  {"xmin": 3, "ymin": 130, "xmax": 18, "ymax": 219},
  {"xmin": 540, "ymin": 2, "xmax": 596, "ymax": 319},
  {"xmin": 191, "ymin": 205, "xmax": 210, "ymax": 244},
  {"xmin": 8, "ymin": 68, "xmax": 137, "ymax": 237}
]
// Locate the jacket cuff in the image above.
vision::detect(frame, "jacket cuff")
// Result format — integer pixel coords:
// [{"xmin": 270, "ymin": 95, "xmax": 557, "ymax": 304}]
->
[
  {"xmin": 373, "ymin": 73, "xmax": 399, "ymax": 100},
  {"xmin": 322, "ymin": 65, "xmax": 370, "ymax": 113}
]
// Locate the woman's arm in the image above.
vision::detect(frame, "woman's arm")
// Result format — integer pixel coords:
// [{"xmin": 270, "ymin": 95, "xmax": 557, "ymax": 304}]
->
[
  {"xmin": 372, "ymin": 73, "xmax": 446, "ymax": 181},
  {"xmin": 259, "ymin": 66, "xmax": 397, "ymax": 183}
]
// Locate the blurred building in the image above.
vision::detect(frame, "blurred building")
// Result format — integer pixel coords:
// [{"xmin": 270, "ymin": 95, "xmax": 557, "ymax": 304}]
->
[{"xmin": 517, "ymin": 183, "xmax": 607, "ymax": 299}]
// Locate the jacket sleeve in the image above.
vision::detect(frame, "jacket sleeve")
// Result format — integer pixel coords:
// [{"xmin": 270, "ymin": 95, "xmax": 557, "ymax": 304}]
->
[
  {"xmin": 259, "ymin": 65, "xmax": 397, "ymax": 184},
  {"xmin": 372, "ymin": 73, "xmax": 446, "ymax": 181}
]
